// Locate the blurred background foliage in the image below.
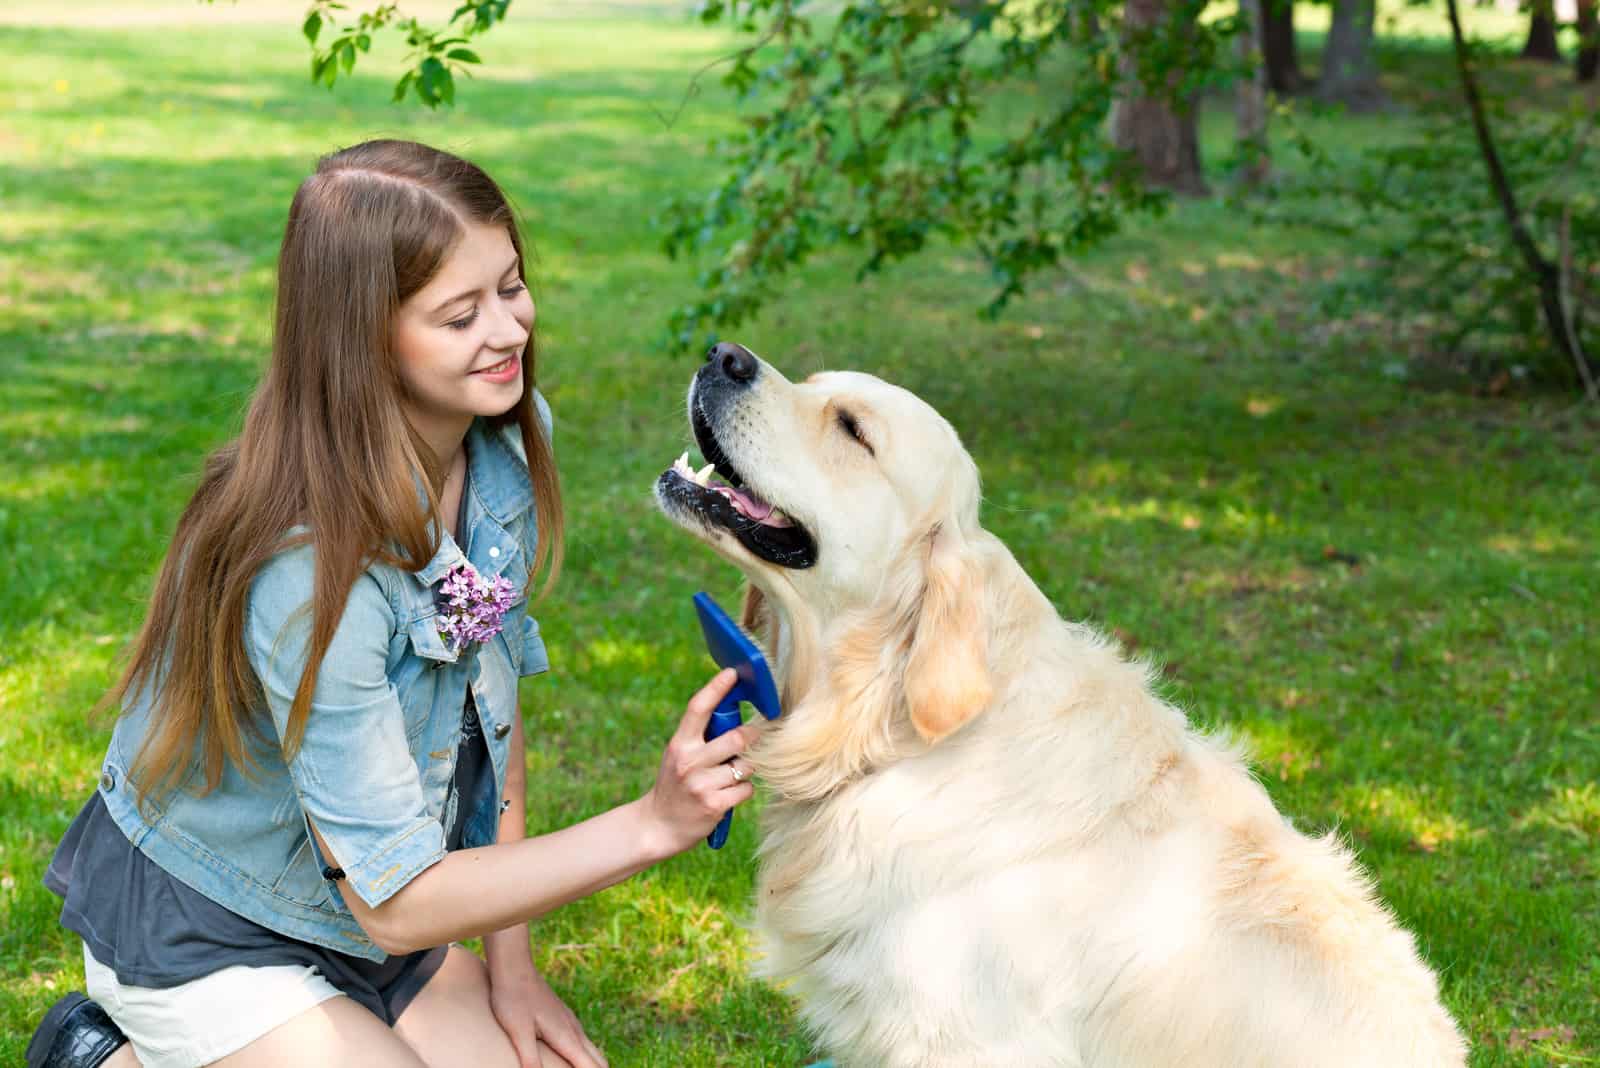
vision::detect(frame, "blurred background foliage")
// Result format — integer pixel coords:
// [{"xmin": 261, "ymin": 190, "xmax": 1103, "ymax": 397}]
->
[{"xmin": 295, "ymin": 0, "xmax": 1597, "ymax": 391}]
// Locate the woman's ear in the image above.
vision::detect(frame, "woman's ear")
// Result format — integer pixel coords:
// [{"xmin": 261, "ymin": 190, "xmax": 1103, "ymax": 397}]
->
[{"xmin": 904, "ymin": 523, "xmax": 991, "ymax": 744}]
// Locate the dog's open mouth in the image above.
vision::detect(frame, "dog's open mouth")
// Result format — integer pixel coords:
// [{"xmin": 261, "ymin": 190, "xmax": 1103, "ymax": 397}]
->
[{"xmin": 655, "ymin": 399, "xmax": 818, "ymax": 569}]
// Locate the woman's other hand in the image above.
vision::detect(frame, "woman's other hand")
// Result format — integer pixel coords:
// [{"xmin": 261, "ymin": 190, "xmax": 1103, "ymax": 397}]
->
[
  {"xmin": 488, "ymin": 958, "xmax": 607, "ymax": 1068},
  {"xmin": 641, "ymin": 668, "xmax": 756, "ymax": 857}
]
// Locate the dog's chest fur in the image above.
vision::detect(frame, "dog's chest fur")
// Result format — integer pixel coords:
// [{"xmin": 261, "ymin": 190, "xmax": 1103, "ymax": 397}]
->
[
  {"xmin": 748, "ymin": 648, "xmax": 1466, "ymax": 1068},
  {"xmin": 749, "ymin": 685, "xmax": 1221, "ymax": 1066}
]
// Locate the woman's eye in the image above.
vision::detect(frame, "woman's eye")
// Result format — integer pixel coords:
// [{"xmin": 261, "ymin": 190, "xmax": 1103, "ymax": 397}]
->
[{"xmin": 445, "ymin": 284, "xmax": 523, "ymax": 330}]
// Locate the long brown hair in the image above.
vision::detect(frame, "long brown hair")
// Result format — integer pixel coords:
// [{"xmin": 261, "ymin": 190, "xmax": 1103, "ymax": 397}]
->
[{"xmin": 97, "ymin": 139, "xmax": 564, "ymax": 812}]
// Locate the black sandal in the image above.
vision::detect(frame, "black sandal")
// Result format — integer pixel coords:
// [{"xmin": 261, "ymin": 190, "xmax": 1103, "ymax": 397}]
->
[{"xmin": 25, "ymin": 992, "xmax": 129, "ymax": 1068}]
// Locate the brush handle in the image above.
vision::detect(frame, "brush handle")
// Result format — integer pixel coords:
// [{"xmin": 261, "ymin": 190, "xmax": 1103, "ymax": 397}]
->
[{"xmin": 704, "ymin": 696, "xmax": 745, "ymax": 849}]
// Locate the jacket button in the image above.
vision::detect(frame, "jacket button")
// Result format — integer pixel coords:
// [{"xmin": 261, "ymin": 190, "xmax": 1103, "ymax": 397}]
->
[
  {"xmin": 493, "ymin": 722, "xmax": 511, "ymax": 739},
  {"xmin": 100, "ymin": 769, "xmax": 116, "ymax": 792},
  {"xmin": 489, "ymin": 546, "xmax": 501, "ymax": 558}
]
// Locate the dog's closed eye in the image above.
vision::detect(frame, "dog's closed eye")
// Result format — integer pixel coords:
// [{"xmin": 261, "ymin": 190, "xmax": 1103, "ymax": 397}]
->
[{"xmin": 836, "ymin": 409, "xmax": 875, "ymax": 456}]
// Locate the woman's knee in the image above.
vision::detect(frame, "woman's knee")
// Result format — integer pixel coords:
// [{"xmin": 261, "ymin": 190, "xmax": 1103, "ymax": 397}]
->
[
  {"xmin": 399, "ymin": 945, "xmax": 493, "ymax": 1017},
  {"xmin": 393, "ymin": 946, "xmax": 519, "ymax": 1068}
]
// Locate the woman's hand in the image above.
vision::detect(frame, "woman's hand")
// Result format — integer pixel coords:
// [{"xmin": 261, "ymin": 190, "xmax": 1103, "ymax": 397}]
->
[
  {"xmin": 488, "ymin": 955, "xmax": 607, "ymax": 1068},
  {"xmin": 640, "ymin": 668, "xmax": 756, "ymax": 857}
]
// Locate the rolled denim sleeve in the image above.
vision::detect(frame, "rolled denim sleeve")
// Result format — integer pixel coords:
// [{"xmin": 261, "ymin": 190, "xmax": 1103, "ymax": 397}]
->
[{"xmin": 245, "ymin": 543, "xmax": 445, "ymax": 909}]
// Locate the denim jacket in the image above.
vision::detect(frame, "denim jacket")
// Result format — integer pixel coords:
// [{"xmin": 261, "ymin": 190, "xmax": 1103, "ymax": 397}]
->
[{"xmin": 95, "ymin": 395, "xmax": 553, "ymax": 961}]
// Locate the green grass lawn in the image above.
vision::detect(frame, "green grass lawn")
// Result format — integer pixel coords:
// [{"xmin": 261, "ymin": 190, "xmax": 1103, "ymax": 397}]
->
[{"xmin": 2, "ymin": 2, "xmax": 1596, "ymax": 1065}]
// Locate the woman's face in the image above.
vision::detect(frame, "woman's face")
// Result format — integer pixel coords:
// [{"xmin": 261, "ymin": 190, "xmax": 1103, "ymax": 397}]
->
[{"xmin": 392, "ymin": 220, "xmax": 534, "ymax": 451}]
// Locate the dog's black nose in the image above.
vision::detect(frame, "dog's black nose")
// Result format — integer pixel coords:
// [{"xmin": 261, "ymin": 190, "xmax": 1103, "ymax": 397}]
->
[{"xmin": 706, "ymin": 342, "xmax": 758, "ymax": 384}]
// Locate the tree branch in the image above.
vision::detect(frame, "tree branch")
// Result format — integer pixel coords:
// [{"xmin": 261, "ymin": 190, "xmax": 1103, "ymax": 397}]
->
[{"xmin": 1445, "ymin": 0, "xmax": 1594, "ymax": 392}]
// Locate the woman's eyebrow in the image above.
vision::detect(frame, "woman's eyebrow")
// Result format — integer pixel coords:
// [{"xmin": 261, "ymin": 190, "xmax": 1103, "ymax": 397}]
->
[{"xmin": 429, "ymin": 255, "xmax": 522, "ymax": 316}]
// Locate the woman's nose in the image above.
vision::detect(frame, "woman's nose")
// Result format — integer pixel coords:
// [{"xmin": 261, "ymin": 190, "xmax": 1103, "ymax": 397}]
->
[{"xmin": 486, "ymin": 296, "xmax": 530, "ymax": 350}]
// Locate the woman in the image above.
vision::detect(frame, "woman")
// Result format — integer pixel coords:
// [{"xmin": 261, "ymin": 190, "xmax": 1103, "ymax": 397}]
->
[{"xmin": 26, "ymin": 139, "xmax": 755, "ymax": 1068}]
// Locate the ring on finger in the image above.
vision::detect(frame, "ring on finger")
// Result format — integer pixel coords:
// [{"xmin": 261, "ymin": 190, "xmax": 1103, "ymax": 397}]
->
[{"xmin": 729, "ymin": 762, "xmax": 745, "ymax": 785}]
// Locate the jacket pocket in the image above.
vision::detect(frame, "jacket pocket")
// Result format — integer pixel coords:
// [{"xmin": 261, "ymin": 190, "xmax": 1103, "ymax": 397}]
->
[
  {"xmin": 407, "ymin": 610, "xmax": 458, "ymax": 666},
  {"xmin": 270, "ymin": 830, "xmax": 338, "ymax": 913},
  {"xmin": 399, "ymin": 612, "xmax": 457, "ymax": 740}
]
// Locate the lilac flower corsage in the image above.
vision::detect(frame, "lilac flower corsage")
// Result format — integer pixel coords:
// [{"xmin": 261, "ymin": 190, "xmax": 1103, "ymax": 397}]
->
[{"xmin": 434, "ymin": 561, "xmax": 518, "ymax": 656}]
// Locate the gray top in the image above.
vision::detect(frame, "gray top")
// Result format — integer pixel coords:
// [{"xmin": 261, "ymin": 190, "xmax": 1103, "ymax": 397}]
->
[{"xmin": 45, "ymin": 455, "xmax": 496, "ymax": 1025}]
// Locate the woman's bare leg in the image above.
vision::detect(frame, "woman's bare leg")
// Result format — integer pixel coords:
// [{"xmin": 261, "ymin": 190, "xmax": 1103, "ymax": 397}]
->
[
  {"xmin": 91, "ymin": 949, "xmax": 571, "ymax": 1068},
  {"xmin": 209, "ymin": 995, "xmax": 427, "ymax": 1067},
  {"xmin": 393, "ymin": 946, "xmax": 574, "ymax": 1068}
]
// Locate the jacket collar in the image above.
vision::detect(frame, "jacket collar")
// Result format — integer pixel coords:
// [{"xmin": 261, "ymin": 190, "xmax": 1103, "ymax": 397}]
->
[
  {"xmin": 412, "ymin": 416, "xmax": 533, "ymax": 588},
  {"xmin": 466, "ymin": 416, "xmax": 535, "ymax": 527}
]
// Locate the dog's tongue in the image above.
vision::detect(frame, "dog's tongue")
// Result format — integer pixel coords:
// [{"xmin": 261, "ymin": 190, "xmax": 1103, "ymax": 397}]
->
[{"xmin": 713, "ymin": 484, "xmax": 794, "ymax": 527}]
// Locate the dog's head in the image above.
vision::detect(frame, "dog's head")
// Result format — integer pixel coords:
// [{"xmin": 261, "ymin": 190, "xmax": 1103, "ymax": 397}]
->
[{"xmin": 656, "ymin": 344, "xmax": 992, "ymax": 789}]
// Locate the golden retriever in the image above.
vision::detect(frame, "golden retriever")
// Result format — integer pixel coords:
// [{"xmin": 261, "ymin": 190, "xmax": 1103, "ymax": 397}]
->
[{"xmin": 655, "ymin": 343, "xmax": 1468, "ymax": 1068}]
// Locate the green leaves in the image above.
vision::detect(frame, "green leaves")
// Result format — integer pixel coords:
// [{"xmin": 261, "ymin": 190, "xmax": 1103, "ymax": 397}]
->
[
  {"xmin": 451, "ymin": 0, "xmax": 512, "ymax": 35},
  {"xmin": 416, "ymin": 56, "xmax": 455, "ymax": 107},
  {"xmin": 660, "ymin": 0, "xmax": 1193, "ymax": 349},
  {"xmin": 287, "ymin": 0, "xmax": 1229, "ymax": 347},
  {"xmin": 298, "ymin": 0, "xmax": 497, "ymax": 109}
]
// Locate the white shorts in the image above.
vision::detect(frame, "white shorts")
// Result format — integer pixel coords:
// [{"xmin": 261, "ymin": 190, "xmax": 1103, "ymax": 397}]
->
[{"xmin": 82, "ymin": 942, "xmax": 343, "ymax": 1068}]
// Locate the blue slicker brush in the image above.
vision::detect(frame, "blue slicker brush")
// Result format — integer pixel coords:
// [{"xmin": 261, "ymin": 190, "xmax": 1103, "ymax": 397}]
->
[{"xmin": 694, "ymin": 592, "xmax": 782, "ymax": 849}]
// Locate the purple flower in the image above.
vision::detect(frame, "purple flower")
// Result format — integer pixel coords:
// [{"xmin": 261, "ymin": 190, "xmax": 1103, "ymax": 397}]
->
[{"xmin": 434, "ymin": 561, "xmax": 517, "ymax": 655}]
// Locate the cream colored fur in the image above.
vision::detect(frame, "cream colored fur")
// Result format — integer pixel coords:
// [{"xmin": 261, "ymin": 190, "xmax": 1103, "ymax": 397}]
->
[{"xmin": 659, "ymin": 357, "xmax": 1468, "ymax": 1068}]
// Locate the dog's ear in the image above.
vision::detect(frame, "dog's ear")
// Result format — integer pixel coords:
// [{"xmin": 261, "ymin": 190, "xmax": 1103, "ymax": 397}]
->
[
  {"xmin": 904, "ymin": 523, "xmax": 991, "ymax": 744},
  {"xmin": 763, "ymin": 520, "xmax": 989, "ymax": 799}
]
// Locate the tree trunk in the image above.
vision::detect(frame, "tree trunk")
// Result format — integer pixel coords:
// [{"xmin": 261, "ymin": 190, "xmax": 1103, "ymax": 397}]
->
[
  {"xmin": 1579, "ymin": 0, "xmax": 1598, "ymax": 82},
  {"xmin": 1262, "ymin": 0, "xmax": 1304, "ymax": 92},
  {"xmin": 1521, "ymin": 0, "xmax": 1561, "ymax": 62},
  {"xmin": 1236, "ymin": 0, "xmax": 1271, "ymax": 185},
  {"xmin": 1110, "ymin": 0, "xmax": 1209, "ymax": 195},
  {"xmin": 1317, "ymin": 0, "xmax": 1386, "ymax": 111}
]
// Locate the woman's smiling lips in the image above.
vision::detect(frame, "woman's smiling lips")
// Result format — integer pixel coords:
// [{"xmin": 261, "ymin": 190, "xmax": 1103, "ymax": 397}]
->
[{"xmin": 472, "ymin": 354, "xmax": 520, "ymax": 383}]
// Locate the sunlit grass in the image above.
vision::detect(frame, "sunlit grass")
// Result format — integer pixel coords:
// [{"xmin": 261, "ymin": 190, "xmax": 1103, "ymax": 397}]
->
[{"xmin": 1517, "ymin": 783, "xmax": 1600, "ymax": 840}]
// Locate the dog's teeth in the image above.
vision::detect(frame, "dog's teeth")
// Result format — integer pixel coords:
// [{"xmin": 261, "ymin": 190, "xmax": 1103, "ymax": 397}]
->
[{"xmin": 695, "ymin": 463, "xmax": 715, "ymax": 486}]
